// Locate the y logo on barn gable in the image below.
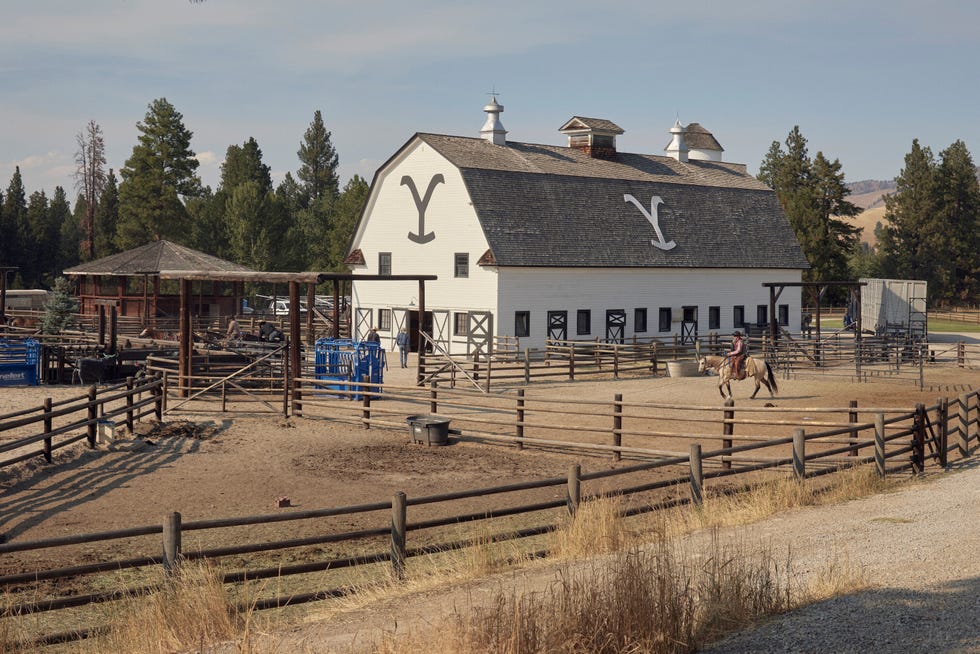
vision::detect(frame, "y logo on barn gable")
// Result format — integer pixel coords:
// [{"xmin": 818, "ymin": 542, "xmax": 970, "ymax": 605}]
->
[
  {"xmin": 624, "ymin": 194, "xmax": 676, "ymax": 250},
  {"xmin": 402, "ymin": 174, "xmax": 445, "ymax": 244}
]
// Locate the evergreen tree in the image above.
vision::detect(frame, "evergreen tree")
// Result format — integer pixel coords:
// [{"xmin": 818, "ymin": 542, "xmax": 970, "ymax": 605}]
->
[
  {"xmin": 933, "ymin": 140, "xmax": 980, "ymax": 302},
  {"xmin": 48, "ymin": 187, "xmax": 73, "ymax": 282},
  {"xmin": 25, "ymin": 190, "xmax": 49, "ymax": 286},
  {"xmin": 93, "ymin": 170, "xmax": 120, "ymax": 259},
  {"xmin": 327, "ymin": 175, "xmax": 369, "ymax": 270},
  {"xmin": 221, "ymin": 138, "xmax": 272, "ymax": 196},
  {"xmin": 61, "ymin": 198, "xmax": 84, "ymax": 271},
  {"xmin": 2, "ymin": 168, "xmax": 28, "ymax": 284},
  {"xmin": 117, "ymin": 98, "xmax": 202, "ymax": 249},
  {"xmin": 74, "ymin": 120, "xmax": 107, "ymax": 261},
  {"xmin": 878, "ymin": 140, "xmax": 937, "ymax": 282},
  {"xmin": 41, "ymin": 277, "xmax": 78, "ymax": 334},
  {"xmin": 226, "ymin": 181, "xmax": 276, "ymax": 271},
  {"xmin": 296, "ymin": 110, "xmax": 340, "ymax": 206}
]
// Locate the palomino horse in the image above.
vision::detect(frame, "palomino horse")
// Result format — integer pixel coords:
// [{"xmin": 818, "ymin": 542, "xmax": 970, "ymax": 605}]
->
[{"xmin": 696, "ymin": 353, "xmax": 778, "ymax": 400}]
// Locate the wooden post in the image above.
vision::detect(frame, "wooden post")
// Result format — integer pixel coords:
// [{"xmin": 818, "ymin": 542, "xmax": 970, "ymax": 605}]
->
[
  {"xmin": 848, "ymin": 400, "xmax": 859, "ymax": 456},
  {"xmin": 178, "ymin": 278, "xmax": 192, "ymax": 398},
  {"xmin": 875, "ymin": 413, "xmax": 886, "ymax": 478},
  {"xmin": 161, "ymin": 372, "xmax": 169, "ymax": 412},
  {"xmin": 958, "ymin": 393, "xmax": 969, "ymax": 458},
  {"xmin": 362, "ymin": 375, "xmax": 371, "ymax": 429},
  {"xmin": 86, "ymin": 385, "xmax": 97, "ymax": 448},
  {"xmin": 516, "ymin": 388, "xmax": 525, "ymax": 451},
  {"xmin": 613, "ymin": 344, "xmax": 619, "ymax": 379},
  {"xmin": 306, "ymin": 282, "xmax": 316, "ymax": 348},
  {"xmin": 43, "ymin": 397, "xmax": 53, "ymax": 463},
  {"xmin": 568, "ymin": 345, "xmax": 575, "ymax": 381},
  {"xmin": 289, "ymin": 281, "xmax": 302, "ymax": 417},
  {"xmin": 957, "ymin": 341, "xmax": 965, "ymax": 367},
  {"xmin": 415, "ymin": 280, "xmax": 426, "ymax": 386},
  {"xmin": 792, "ymin": 428, "xmax": 805, "ymax": 480},
  {"xmin": 912, "ymin": 403, "xmax": 925, "ymax": 474},
  {"xmin": 221, "ymin": 380, "xmax": 227, "ymax": 412},
  {"xmin": 524, "ymin": 348, "xmax": 531, "ymax": 384},
  {"xmin": 612, "ymin": 393, "xmax": 623, "ymax": 462},
  {"xmin": 162, "ymin": 511, "xmax": 182, "ymax": 575},
  {"xmin": 938, "ymin": 397, "xmax": 948, "ymax": 468},
  {"xmin": 153, "ymin": 375, "xmax": 162, "ymax": 420},
  {"xmin": 126, "ymin": 377, "xmax": 135, "ymax": 433},
  {"xmin": 722, "ymin": 398, "xmax": 734, "ymax": 470},
  {"xmin": 689, "ymin": 443, "xmax": 703, "ymax": 506},
  {"xmin": 566, "ymin": 464, "xmax": 581, "ymax": 515},
  {"xmin": 429, "ymin": 382, "xmax": 438, "ymax": 414},
  {"xmin": 391, "ymin": 492, "xmax": 407, "ymax": 580}
]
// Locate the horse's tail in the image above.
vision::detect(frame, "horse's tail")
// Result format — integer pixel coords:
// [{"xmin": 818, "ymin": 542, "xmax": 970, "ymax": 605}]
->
[{"xmin": 765, "ymin": 361, "xmax": 778, "ymax": 395}]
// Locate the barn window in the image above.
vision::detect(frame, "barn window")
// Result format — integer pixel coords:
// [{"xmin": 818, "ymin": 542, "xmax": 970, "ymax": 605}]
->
[
  {"xmin": 778, "ymin": 304, "xmax": 789, "ymax": 326},
  {"xmin": 377, "ymin": 308, "xmax": 391, "ymax": 331},
  {"xmin": 454, "ymin": 312, "xmax": 469, "ymax": 336},
  {"xmin": 658, "ymin": 308, "xmax": 672, "ymax": 332},
  {"xmin": 378, "ymin": 252, "xmax": 392, "ymax": 276},
  {"xmin": 515, "ymin": 311, "xmax": 530, "ymax": 337},
  {"xmin": 733, "ymin": 305, "xmax": 745, "ymax": 329},
  {"xmin": 577, "ymin": 310, "xmax": 591, "ymax": 335},
  {"xmin": 454, "ymin": 253, "xmax": 469, "ymax": 278},
  {"xmin": 709, "ymin": 306, "xmax": 720, "ymax": 330},
  {"xmin": 634, "ymin": 308, "xmax": 647, "ymax": 333},
  {"xmin": 756, "ymin": 305, "xmax": 768, "ymax": 326}
]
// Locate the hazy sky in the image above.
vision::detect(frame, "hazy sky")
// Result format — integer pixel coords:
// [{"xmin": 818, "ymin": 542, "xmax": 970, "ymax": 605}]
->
[{"xmin": 2, "ymin": 0, "xmax": 978, "ymax": 198}]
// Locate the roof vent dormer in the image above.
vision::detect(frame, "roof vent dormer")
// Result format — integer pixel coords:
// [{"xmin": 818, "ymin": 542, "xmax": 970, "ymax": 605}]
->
[
  {"xmin": 683, "ymin": 123, "xmax": 724, "ymax": 161},
  {"xmin": 558, "ymin": 117, "xmax": 623, "ymax": 159},
  {"xmin": 480, "ymin": 96, "xmax": 507, "ymax": 145},
  {"xmin": 665, "ymin": 119, "xmax": 689, "ymax": 162}
]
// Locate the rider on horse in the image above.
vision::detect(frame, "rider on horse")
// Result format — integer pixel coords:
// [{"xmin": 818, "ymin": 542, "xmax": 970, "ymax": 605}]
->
[{"xmin": 727, "ymin": 331, "xmax": 746, "ymax": 380}]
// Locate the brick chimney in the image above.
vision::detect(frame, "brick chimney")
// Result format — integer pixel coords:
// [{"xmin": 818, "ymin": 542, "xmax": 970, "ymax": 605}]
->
[{"xmin": 558, "ymin": 117, "xmax": 624, "ymax": 159}]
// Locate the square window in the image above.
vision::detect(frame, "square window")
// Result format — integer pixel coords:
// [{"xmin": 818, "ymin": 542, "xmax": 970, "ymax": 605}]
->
[
  {"xmin": 778, "ymin": 304, "xmax": 789, "ymax": 326},
  {"xmin": 576, "ymin": 309, "xmax": 591, "ymax": 335},
  {"xmin": 515, "ymin": 311, "xmax": 530, "ymax": 338},
  {"xmin": 756, "ymin": 305, "xmax": 768, "ymax": 326},
  {"xmin": 454, "ymin": 253, "xmax": 469, "ymax": 278},
  {"xmin": 634, "ymin": 308, "xmax": 647, "ymax": 333},
  {"xmin": 658, "ymin": 307, "xmax": 672, "ymax": 332},
  {"xmin": 377, "ymin": 308, "xmax": 391, "ymax": 331},
  {"xmin": 709, "ymin": 306, "xmax": 720, "ymax": 330},
  {"xmin": 454, "ymin": 312, "xmax": 468, "ymax": 336},
  {"xmin": 378, "ymin": 252, "xmax": 392, "ymax": 276},
  {"xmin": 733, "ymin": 305, "xmax": 745, "ymax": 329}
]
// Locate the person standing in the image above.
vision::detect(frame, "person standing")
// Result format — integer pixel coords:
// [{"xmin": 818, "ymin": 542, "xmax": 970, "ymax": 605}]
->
[
  {"xmin": 395, "ymin": 327, "xmax": 410, "ymax": 368},
  {"xmin": 367, "ymin": 327, "xmax": 381, "ymax": 344}
]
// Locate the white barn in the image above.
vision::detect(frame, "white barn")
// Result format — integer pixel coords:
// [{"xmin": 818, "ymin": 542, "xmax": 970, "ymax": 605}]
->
[{"xmin": 344, "ymin": 99, "xmax": 810, "ymax": 354}]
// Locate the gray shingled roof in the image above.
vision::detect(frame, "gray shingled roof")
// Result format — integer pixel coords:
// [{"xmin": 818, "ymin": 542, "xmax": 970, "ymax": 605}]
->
[
  {"xmin": 64, "ymin": 240, "xmax": 255, "ymax": 276},
  {"xmin": 415, "ymin": 134, "xmax": 809, "ymax": 269},
  {"xmin": 682, "ymin": 123, "xmax": 724, "ymax": 152}
]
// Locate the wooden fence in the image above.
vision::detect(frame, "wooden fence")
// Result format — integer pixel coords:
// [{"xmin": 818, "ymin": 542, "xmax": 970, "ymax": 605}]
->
[{"xmin": 2, "ymin": 377, "xmax": 977, "ymax": 647}]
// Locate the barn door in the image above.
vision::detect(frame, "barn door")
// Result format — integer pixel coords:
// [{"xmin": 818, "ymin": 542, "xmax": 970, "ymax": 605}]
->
[
  {"xmin": 547, "ymin": 311, "xmax": 567, "ymax": 341},
  {"xmin": 467, "ymin": 311, "xmax": 493, "ymax": 358},
  {"xmin": 605, "ymin": 309, "xmax": 625, "ymax": 343},
  {"xmin": 681, "ymin": 306, "xmax": 698, "ymax": 345},
  {"xmin": 393, "ymin": 309, "xmax": 409, "ymax": 333},
  {"xmin": 354, "ymin": 308, "xmax": 372, "ymax": 341},
  {"xmin": 431, "ymin": 310, "xmax": 450, "ymax": 352}
]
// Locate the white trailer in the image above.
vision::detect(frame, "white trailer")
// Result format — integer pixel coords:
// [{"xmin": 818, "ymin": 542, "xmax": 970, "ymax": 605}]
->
[{"xmin": 859, "ymin": 278, "xmax": 927, "ymax": 338}]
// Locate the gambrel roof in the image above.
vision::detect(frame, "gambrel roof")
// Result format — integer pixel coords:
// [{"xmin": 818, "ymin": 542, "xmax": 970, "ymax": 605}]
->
[{"xmin": 377, "ymin": 133, "xmax": 809, "ymax": 270}]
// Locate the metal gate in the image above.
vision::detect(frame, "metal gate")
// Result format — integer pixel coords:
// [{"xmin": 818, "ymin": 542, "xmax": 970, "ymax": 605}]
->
[
  {"xmin": 548, "ymin": 310, "xmax": 567, "ymax": 341},
  {"xmin": 606, "ymin": 309, "xmax": 625, "ymax": 343},
  {"xmin": 467, "ymin": 311, "xmax": 493, "ymax": 358}
]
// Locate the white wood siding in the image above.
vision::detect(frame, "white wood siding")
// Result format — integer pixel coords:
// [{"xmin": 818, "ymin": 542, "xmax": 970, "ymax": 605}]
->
[
  {"xmin": 497, "ymin": 268, "xmax": 803, "ymax": 350},
  {"xmin": 350, "ymin": 140, "xmax": 498, "ymax": 352}
]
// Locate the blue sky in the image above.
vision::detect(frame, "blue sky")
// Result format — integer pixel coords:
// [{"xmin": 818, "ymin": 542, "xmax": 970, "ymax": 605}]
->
[{"xmin": 2, "ymin": 1, "xmax": 978, "ymax": 198}]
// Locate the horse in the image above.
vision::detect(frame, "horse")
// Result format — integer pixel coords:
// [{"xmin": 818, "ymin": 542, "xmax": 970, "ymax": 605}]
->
[
  {"xmin": 696, "ymin": 353, "xmax": 778, "ymax": 400},
  {"xmin": 138, "ymin": 327, "xmax": 179, "ymax": 341},
  {"xmin": 2, "ymin": 316, "xmax": 40, "ymax": 333}
]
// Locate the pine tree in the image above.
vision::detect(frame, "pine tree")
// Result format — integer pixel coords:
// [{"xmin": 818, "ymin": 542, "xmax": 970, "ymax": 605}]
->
[
  {"xmin": 878, "ymin": 140, "xmax": 937, "ymax": 281},
  {"xmin": 94, "ymin": 170, "xmax": 120, "ymax": 259},
  {"xmin": 74, "ymin": 120, "xmax": 107, "ymax": 261},
  {"xmin": 2, "ymin": 168, "xmax": 28, "ymax": 283},
  {"xmin": 297, "ymin": 110, "xmax": 340, "ymax": 206},
  {"xmin": 48, "ymin": 187, "xmax": 73, "ymax": 282},
  {"xmin": 934, "ymin": 140, "xmax": 980, "ymax": 302},
  {"xmin": 221, "ymin": 138, "xmax": 272, "ymax": 196},
  {"xmin": 327, "ymin": 175, "xmax": 369, "ymax": 270},
  {"xmin": 41, "ymin": 277, "xmax": 78, "ymax": 334},
  {"xmin": 25, "ymin": 190, "xmax": 49, "ymax": 286},
  {"xmin": 117, "ymin": 98, "xmax": 202, "ymax": 249}
]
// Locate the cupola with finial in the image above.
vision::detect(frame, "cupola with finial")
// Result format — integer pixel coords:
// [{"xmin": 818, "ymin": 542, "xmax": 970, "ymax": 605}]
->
[
  {"xmin": 480, "ymin": 95, "xmax": 507, "ymax": 145},
  {"xmin": 665, "ymin": 119, "xmax": 689, "ymax": 162}
]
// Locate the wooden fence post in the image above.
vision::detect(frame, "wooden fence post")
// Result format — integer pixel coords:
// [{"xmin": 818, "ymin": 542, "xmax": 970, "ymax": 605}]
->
[
  {"xmin": 161, "ymin": 371, "xmax": 169, "ymax": 412},
  {"xmin": 163, "ymin": 511, "xmax": 182, "ymax": 575},
  {"xmin": 958, "ymin": 393, "xmax": 969, "ymax": 458},
  {"xmin": 429, "ymin": 382, "xmax": 438, "ymax": 414},
  {"xmin": 362, "ymin": 375, "xmax": 371, "ymax": 430},
  {"xmin": 524, "ymin": 348, "xmax": 531, "ymax": 384},
  {"xmin": 86, "ymin": 386, "xmax": 97, "ymax": 448},
  {"xmin": 957, "ymin": 342, "xmax": 965, "ymax": 367},
  {"xmin": 722, "ymin": 399, "xmax": 734, "ymax": 470},
  {"xmin": 43, "ymin": 397, "xmax": 53, "ymax": 463},
  {"xmin": 689, "ymin": 443, "xmax": 703, "ymax": 507},
  {"xmin": 126, "ymin": 377, "xmax": 135, "ymax": 433},
  {"xmin": 792, "ymin": 428, "xmax": 805, "ymax": 480},
  {"xmin": 568, "ymin": 345, "xmax": 575, "ymax": 381},
  {"xmin": 912, "ymin": 403, "xmax": 925, "ymax": 474},
  {"xmin": 516, "ymin": 388, "xmax": 525, "ymax": 451},
  {"xmin": 938, "ymin": 397, "xmax": 948, "ymax": 468},
  {"xmin": 875, "ymin": 413, "xmax": 886, "ymax": 478},
  {"xmin": 567, "ymin": 464, "xmax": 580, "ymax": 515},
  {"xmin": 221, "ymin": 380, "xmax": 227, "ymax": 412},
  {"xmin": 612, "ymin": 393, "xmax": 623, "ymax": 461},
  {"xmin": 391, "ymin": 492, "xmax": 407, "ymax": 580},
  {"xmin": 153, "ymin": 375, "xmax": 163, "ymax": 420},
  {"xmin": 613, "ymin": 344, "xmax": 619, "ymax": 379},
  {"xmin": 848, "ymin": 400, "xmax": 859, "ymax": 456}
]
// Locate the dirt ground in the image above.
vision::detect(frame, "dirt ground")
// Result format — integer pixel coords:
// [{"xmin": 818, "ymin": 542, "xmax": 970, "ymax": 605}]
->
[{"xmin": 1, "ymin": 359, "xmax": 977, "ymax": 552}]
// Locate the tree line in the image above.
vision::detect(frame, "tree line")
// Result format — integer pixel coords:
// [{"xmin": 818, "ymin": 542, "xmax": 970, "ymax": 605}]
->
[
  {"xmin": 0, "ymin": 98, "xmax": 367, "ymax": 289},
  {"xmin": 1, "ymin": 107, "xmax": 977, "ymax": 307},
  {"xmin": 760, "ymin": 126, "xmax": 979, "ymax": 305}
]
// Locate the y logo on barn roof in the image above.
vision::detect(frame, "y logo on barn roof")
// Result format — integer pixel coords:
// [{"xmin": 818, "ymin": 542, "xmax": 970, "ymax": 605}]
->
[
  {"xmin": 624, "ymin": 194, "xmax": 676, "ymax": 251},
  {"xmin": 402, "ymin": 174, "xmax": 445, "ymax": 244}
]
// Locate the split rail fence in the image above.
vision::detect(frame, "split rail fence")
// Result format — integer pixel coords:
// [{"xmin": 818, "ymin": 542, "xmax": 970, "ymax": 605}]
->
[{"xmin": 1, "ymin": 378, "xmax": 977, "ymax": 647}]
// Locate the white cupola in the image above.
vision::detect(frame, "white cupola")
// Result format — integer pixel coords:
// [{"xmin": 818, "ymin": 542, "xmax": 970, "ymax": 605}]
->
[
  {"xmin": 665, "ymin": 119, "xmax": 689, "ymax": 162},
  {"xmin": 480, "ymin": 95, "xmax": 507, "ymax": 145}
]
